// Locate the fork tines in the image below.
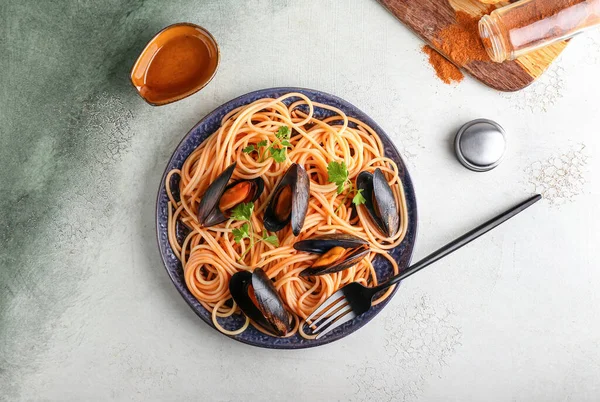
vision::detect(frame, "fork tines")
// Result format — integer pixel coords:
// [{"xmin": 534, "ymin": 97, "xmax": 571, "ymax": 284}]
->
[{"xmin": 304, "ymin": 290, "xmax": 357, "ymax": 339}]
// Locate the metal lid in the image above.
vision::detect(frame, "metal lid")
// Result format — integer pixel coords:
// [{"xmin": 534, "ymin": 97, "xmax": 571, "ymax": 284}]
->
[{"xmin": 454, "ymin": 119, "xmax": 506, "ymax": 172}]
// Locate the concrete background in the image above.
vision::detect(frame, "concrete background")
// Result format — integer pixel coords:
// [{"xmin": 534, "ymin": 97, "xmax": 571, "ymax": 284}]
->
[{"xmin": 1, "ymin": 0, "xmax": 599, "ymax": 401}]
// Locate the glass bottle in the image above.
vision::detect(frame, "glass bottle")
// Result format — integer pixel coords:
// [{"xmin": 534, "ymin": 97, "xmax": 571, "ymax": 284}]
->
[{"xmin": 479, "ymin": 0, "xmax": 600, "ymax": 63}]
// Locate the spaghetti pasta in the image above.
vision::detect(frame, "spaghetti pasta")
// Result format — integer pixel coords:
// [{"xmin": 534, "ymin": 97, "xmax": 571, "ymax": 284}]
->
[{"xmin": 166, "ymin": 93, "xmax": 409, "ymax": 338}]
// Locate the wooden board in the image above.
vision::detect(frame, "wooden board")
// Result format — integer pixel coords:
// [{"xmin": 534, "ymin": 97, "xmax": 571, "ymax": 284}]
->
[{"xmin": 377, "ymin": 0, "xmax": 568, "ymax": 91}]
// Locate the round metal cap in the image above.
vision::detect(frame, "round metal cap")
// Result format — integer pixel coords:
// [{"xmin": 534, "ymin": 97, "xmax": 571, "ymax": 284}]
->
[{"xmin": 454, "ymin": 119, "xmax": 506, "ymax": 172}]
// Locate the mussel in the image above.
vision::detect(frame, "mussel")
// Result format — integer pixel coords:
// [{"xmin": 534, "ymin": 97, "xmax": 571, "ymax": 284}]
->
[
  {"xmin": 294, "ymin": 234, "xmax": 370, "ymax": 277},
  {"xmin": 356, "ymin": 168, "xmax": 399, "ymax": 237},
  {"xmin": 263, "ymin": 163, "xmax": 309, "ymax": 236},
  {"xmin": 197, "ymin": 162, "xmax": 264, "ymax": 227},
  {"xmin": 229, "ymin": 268, "xmax": 292, "ymax": 336}
]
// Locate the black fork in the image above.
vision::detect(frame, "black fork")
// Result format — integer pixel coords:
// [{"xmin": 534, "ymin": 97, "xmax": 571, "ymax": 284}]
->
[{"xmin": 304, "ymin": 194, "xmax": 542, "ymax": 339}]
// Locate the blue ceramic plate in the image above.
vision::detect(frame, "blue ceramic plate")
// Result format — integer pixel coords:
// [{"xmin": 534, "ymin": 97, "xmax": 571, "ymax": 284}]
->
[{"xmin": 156, "ymin": 88, "xmax": 418, "ymax": 349}]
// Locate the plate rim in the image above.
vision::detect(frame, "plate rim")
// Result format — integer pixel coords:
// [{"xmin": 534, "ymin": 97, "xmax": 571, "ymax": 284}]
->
[{"xmin": 155, "ymin": 87, "xmax": 418, "ymax": 349}]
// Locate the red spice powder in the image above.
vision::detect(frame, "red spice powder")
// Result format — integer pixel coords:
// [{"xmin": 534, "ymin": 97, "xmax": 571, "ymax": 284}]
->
[
  {"xmin": 422, "ymin": 45, "xmax": 464, "ymax": 84},
  {"xmin": 423, "ymin": 5, "xmax": 495, "ymax": 84},
  {"xmin": 436, "ymin": 9, "xmax": 494, "ymax": 65}
]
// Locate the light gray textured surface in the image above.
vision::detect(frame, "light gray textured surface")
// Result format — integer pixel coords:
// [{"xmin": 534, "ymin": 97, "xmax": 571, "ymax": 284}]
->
[{"xmin": 1, "ymin": 1, "xmax": 599, "ymax": 401}]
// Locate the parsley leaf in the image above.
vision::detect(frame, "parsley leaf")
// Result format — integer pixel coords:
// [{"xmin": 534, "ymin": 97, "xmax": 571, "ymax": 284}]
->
[
  {"xmin": 262, "ymin": 230, "xmax": 279, "ymax": 247},
  {"xmin": 352, "ymin": 189, "xmax": 366, "ymax": 205},
  {"xmin": 232, "ymin": 223, "xmax": 250, "ymax": 243},
  {"xmin": 327, "ymin": 161, "xmax": 349, "ymax": 194},
  {"xmin": 243, "ymin": 145, "xmax": 255, "ymax": 154},
  {"xmin": 276, "ymin": 126, "xmax": 291, "ymax": 140},
  {"xmin": 230, "ymin": 202, "xmax": 254, "ymax": 222},
  {"xmin": 270, "ymin": 147, "xmax": 287, "ymax": 163},
  {"xmin": 255, "ymin": 126, "xmax": 292, "ymax": 164}
]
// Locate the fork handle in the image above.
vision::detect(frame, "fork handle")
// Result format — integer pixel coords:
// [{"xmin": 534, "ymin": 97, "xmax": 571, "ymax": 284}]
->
[{"xmin": 371, "ymin": 194, "xmax": 542, "ymax": 294}]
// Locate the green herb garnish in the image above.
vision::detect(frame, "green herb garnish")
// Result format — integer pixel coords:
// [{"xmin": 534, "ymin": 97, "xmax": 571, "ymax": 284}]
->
[
  {"xmin": 352, "ymin": 189, "xmax": 367, "ymax": 205},
  {"xmin": 231, "ymin": 202, "xmax": 254, "ymax": 222},
  {"xmin": 232, "ymin": 223, "xmax": 250, "ymax": 243},
  {"xmin": 231, "ymin": 202, "xmax": 278, "ymax": 261},
  {"xmin": 327, "ymin": 161, "xmax": 349, "ymax": 194},
  {"xmin": 269, "ymin": 147, "xmax": 287, "ymax": 163},
  {"xmin": 276, "ymin": 126, "xmax": 291, "ymax": 140},
  {"xmin": 327, "ymin": 160, "xmax": 365, "ymax": 210},
  {"xmin": 244, "ymin": 126, "xmax": 292, "ymax": 163},
  {"xmin": 262, "ymin": 230, "xmax": 279, "ymax": 247}
]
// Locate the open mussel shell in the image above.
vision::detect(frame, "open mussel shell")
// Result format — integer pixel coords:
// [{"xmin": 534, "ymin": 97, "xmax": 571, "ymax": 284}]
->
[
  {"xmin": 293, "ymin": 233, "xmax": 368, "ymax": 254},
  {"xmin": 229, "ymin": 268, "xmax": 291, "ymax": 336},
  {"xmin": 295, "ymin": 233, "xmax": 370, "ymax": 277},
  {"xmin": 197, "ymin": 162, "xmax": 264, "ymax": 227},
  {"xmin": 356, "ymin": 168, "xmax": 399, "ymax": 237},
  {"xmin": 263, "ymin": 163, "xmax": 309, "ymax": 236}
]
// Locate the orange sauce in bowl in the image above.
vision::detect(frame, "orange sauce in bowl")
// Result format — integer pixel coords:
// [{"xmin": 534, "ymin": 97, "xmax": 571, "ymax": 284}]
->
[{"xmin": 130, "ymin": 23, "xmax": 220, "ymax": 106}]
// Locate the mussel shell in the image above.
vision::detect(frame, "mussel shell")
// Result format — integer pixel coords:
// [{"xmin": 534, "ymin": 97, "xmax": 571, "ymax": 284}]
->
[
  {"xmin": 229, "ymin": 269, "xmax": 291, "ymax": 336},
  {"xmin": 202, "ymin": 207, "xmax": 227, "ymax": 228},
  {"xmin": 228, "ymin": 271, "xmax": 273, "ymax": 332},
  {"xmin": 299, "ymin": 245, "xmax": 370, "ymax": 277},
  {"xmin": 197, "ymin": 162, "xmax": 264, "ymax": 227},
  {"xmin": 198, "ymin": 162, "xmax": 236, "ymax": 226},
  {"xmin": 223, "ymin": 177, "xmax": 264, "ymax": 208},
  {"xmin": 293, "ymin": 233, "xmax": 368, "ymax": 254},
  {"xmin": 356, "ymin": 168, "xmax": 399, "ymax": 237},
  {"xmin": 263, "ymin": 163, "xmax": 309, "ymax": 236},
  {"xmin": 251, "ymin": 269, "xmax": 292, "ymax": 335}
]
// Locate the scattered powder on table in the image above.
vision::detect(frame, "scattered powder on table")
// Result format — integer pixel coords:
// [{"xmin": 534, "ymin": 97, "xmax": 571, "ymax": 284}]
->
[
  {"xmin": 423, "ymin": 5, "xmax": 495, "ymax": 84},
  {"xmin": 422, "ymin": 45, "xmax": 464, "ymax": 84},
  {"xmin": 436, "ymin": 9, "xmax": 494, "ymax": 65},
  {"xmin": 525, "ymin": 145, "xmax": 588, "ymax": 205}
]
